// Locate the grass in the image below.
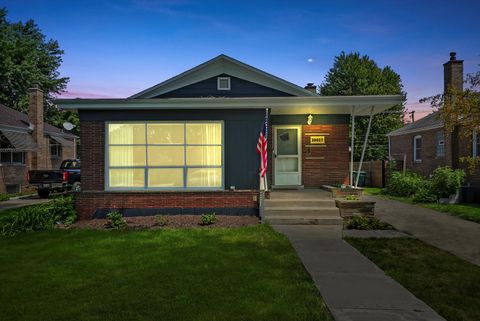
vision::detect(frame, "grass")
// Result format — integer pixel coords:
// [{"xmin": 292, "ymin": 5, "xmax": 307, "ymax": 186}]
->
[
  {"xmin": 0, "ymin": 191, "xmax": 35, "ymax": 201},
  {"xmin": 0, "ymin": 225, "xmax": 332, "ymax": 321},
  {"xmin": 422, "ymin": 203, "xmax": 480, "ymax": 223},
  {"xmin": 346, "ymin": 237, "xmax": 480, "ymax": 321},
  {"xmin": 363, "ymin": 187, "xmax": 480, "ymax": 223}
]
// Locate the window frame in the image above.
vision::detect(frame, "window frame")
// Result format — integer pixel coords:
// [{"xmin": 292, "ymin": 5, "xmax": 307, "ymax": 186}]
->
[
  {"xmin": 0, "ymin": 134, "xmax": 25, "ymax": 165},
  {"xmin": 413, "ymin": 135, "xmax": 422, "ymax": 162},
  {"xmin": 49, "ymin": 139, "xmax": 62, "ymax": 158},
  {"xmin": 105, "ymin": 121, "xmax": 225, "ymax": 191},
  {"xmin": 473, "ymin": 129, "xmax": 480, "ymax": 158},
  {"xmin": 436, "ymin": 131, "xmax": 445, "ymax": 158},
  {"xmin": 217, "ymin": 77, "xmax": 231, "ymax": 90}
]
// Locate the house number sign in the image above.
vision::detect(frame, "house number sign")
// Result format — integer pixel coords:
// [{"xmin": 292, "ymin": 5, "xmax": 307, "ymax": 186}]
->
[{"xmin": 310, "ymin": 136, "xmax": 325, "ymax": 144}]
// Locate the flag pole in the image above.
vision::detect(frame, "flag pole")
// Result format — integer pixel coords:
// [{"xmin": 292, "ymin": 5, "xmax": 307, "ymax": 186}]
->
[{"xmin": 264, "ymin": 108, "xmax": 269, "ymax": 192}]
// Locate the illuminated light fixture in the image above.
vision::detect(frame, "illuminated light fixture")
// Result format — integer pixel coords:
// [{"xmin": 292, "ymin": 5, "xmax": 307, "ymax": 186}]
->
[{"xmin": 307, "ymin": 114, "xmax": 313, "ymax": 125}]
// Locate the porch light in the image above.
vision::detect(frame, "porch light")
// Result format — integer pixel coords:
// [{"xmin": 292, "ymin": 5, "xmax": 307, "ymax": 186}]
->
[{"xmin": 307, "ymin": 114, "xmax": 313, "ymax": 125}]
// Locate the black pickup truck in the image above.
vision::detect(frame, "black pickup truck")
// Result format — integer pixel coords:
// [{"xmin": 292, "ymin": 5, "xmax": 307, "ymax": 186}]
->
[{"xmin": 28, "ymin": 159, "xmax": 81, "ymax": 198}]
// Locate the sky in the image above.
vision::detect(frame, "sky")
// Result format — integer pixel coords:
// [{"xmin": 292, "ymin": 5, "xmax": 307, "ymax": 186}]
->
[{"xmin": 4, "ymin": 0, "xmax": 480, "ymax": 120}]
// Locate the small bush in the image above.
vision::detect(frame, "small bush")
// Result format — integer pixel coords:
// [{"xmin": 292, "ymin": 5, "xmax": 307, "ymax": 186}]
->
[
  {"xmin": 412, "ymin": 185, "xmax": 437, "ymax": 203},
  {"xmin": 200, "ymin": 213, "xmax": 216, "ymax": 225},
  {"xmin": 106, "ymin": 211, "xmax": 127, "ymax": 229},
  {"xmin": 0, "ymin": 196, "xmax": 76, "ymax": 236},
  {"xmin": 386, "ymin": 171, "xmax": 428, "ymax": 197},
  {"xmin": 345, "ymin": 216, "xmax": 393, "ymax": 230},
  {"xmin": 430, "ymin": 166, "xmax": 465, "ymax": 199},
  {"xmin": 345, "ymin": 194, "xmax": 359, "ymax": 200},
  {"xmin": 155, "ymin": 215, "xmax": 169, "ymax": 227}
]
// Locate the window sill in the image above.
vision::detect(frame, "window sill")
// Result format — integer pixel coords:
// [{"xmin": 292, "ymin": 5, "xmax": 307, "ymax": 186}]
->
[
  {"xmin": 414, "ymin": 160, "xmax": 422, "ymax": 163},
  {"xmin": 0, "ymin": 163, "xmax": 26, "ymax": 167}
]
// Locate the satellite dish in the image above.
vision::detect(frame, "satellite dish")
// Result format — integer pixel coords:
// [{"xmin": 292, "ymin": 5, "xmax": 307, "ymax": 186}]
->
[
  {"xmin": 28, "ymin": 122, "xmax": 35, "ymax": 130},
  {"xmin": 63, "ymin": 122, "xmax": 75, "ymax": 131}
]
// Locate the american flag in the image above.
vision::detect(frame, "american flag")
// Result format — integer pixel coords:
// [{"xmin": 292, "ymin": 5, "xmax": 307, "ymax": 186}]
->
[{"xmin": 256, "ymin": 113, "xmax": 268, "ymax": 177}]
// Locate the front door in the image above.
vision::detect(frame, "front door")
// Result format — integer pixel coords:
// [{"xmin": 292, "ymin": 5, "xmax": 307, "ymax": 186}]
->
[{"xmin": 273, "ymin": 126, "xmax": 302, "ymax": 186}]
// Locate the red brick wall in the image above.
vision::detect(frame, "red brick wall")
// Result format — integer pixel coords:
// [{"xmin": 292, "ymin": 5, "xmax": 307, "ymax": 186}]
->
[
  {"xmin": 302, "ymin": 124, "xmax": 349, "ymax": 187},
  {"xmin": 80, "ymin": 121, "xmax": 105, "ymax": 191},
  {"xmin": 0, "ymin": 165, "xmax": 28, "ymax": 193},
  {"xmin": 75, "ymin": 191, "xmax": 258, "ymax": 219},
  {"xmin": 389, "ymin": 128, "xmax": 452, "ymax": 176}
]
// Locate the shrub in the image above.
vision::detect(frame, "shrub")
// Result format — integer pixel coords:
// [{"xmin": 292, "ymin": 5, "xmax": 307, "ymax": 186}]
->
[
  {"xmin": 200, "ymin": 213, "xmax": 216, "ymax": 225},
  {"xmin": 106, "ymin": 211, "xmax": 127, "ymax": 229},
  {"xmin": 345, "ymin": 216, "xmax": 393, "ymax": 230},
  {"xmin": 0, "ymin": 196, "xmax": 76, "ymax": 236},
  {"xmin": 385, "ymin": 171, "xmax": 428, "ymax": 197},
  {"xmin": 155, "ymin": 215, "xmax": 169, "ymax": 227},
  {"xmin": 430, "ymin": 166, "xmax": 465, "ymax": 198},
  {"xmin": 345, "ymin": 194, "xmax": 359, "ymax": 200},
  {"xmin": 412, "ymin": 185, "xmax": 437, "ymax": 203}
]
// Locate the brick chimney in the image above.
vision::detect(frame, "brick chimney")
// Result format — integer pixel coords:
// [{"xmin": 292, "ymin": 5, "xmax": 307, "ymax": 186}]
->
[
  {"xmin": 28, "ymin": 85, "xmax": 47, "ymax": 169},
  {"xmin": 444, "ymin": 52, "xmax": 463, "ymax": 92},
  {"xmin": 304, "ymin": 83, "xmax": 317, "ymax": 94}
]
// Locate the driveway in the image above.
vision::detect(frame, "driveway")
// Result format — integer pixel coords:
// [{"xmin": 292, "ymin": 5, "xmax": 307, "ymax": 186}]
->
[
  {"xmin": 366, "ymin": 195, "xmax": 480, "ymax": 266},
  {"xmin": 0, "ymin": 196, "xmax": 51, "ymax": 212}
]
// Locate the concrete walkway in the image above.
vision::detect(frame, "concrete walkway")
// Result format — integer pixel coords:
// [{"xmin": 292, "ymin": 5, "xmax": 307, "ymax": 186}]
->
[
  {"xmin": 274, "ymin": 225, "xmax": 445, "ymax": 321},
  {"xmin": 0, "ymin": 196, "xmax": 50, "ymax": 211},
  {"xmin": 366, "ymin": 195, "xmax": 480, "ymax": 266}
]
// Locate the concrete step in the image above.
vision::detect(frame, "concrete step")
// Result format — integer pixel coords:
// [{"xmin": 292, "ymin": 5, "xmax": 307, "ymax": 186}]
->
[
  {"xmin": 265, "ymin": 207, "xmax": 340, "ymax": 217},
  {"xmin": 265, "ymin": 215, "xmax": 343, "ymax": 225},
  {"xmin": 265, "ymin": 199, "xmax": 336, "ymax": 208}
]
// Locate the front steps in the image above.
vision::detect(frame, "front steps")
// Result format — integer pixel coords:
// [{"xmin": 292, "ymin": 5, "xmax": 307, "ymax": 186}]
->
[{"xmin": 264, "ymin": 192, "xmax": 343, "ymax": 225}]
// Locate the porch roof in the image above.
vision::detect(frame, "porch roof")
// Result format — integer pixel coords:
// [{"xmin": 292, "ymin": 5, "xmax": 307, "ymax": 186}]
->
[{"xmin": 56, "ymin": 95, "xmax": 403, "ymax": 116}]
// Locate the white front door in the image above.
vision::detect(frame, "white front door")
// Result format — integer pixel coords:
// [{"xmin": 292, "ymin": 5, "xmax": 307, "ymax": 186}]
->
[{"xmin": 273, "ymin": 126, "xmax": 302, "ymax": 186}]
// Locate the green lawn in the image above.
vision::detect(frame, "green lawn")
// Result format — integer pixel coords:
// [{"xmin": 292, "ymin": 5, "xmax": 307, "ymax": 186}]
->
[
  {"xmin": 363, "ymin": 187, "xmax": 480, "ymax": 223},
  {"xmin": 346, "ymin": 237, "xmax": 480, "ymax": 321},
  {"xmin": 0, "ymin": 225, "xmax": 332, "ymax": 321}
]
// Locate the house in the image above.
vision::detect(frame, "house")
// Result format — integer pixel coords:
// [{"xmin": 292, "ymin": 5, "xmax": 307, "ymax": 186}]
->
[
  {"xmin": 388, "ymin": 52, "xmax": 480, "ymax": 201},
  {"xmin": 57, "ymin": 54, "xmax": 402, "ymax": 219},
  {"xmin": 0, "ymin": 86, "xmax": 77, "ymax": 194}
]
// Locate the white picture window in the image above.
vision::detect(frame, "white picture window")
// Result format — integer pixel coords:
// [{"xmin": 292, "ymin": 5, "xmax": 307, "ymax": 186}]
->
[
  {"xmin": 413, "ymin": 135, "xmax": 422, "ymax": 162},
  {"xmin": 106, "ymin": 122, "xmax": 223, "ymax": 190},
  {"xmin": 217, "ymin": 77, "xmax": 231, "ymax": 90}
]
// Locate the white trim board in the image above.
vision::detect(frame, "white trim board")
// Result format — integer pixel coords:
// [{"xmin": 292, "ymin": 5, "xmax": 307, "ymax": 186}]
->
[
  {"xmin": 56, "ymin": 95, "xmax": 403, "ymax": 116},
  {"xmin": 129, "ymin": 54, "xmax": 316, "ymax": 98}
]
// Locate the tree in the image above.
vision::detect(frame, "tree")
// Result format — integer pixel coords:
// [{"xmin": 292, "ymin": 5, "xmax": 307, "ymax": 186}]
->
[
  {"xmin": 320, "ymin": 52, "xmax": 406, "ymax": 160},
  {"xmin": 421, "ymin": 68, "xmax": 480, "ymax": 174},
  {"xmin": 0, "ymin": 8, "xmax": 78, "ymax": 133}
]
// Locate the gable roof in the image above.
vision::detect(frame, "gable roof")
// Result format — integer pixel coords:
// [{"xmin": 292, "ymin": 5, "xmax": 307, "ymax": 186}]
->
[
  {"xmin": 130, "ymin": 54, "xmax": 316, "ymax": 99},
  {"xmin": 0, "ymin": 103, "xmax": 76, "ymax": 138},
  {"xmin": 387, "ymin": 111, "xmax": 444, "ymax": 136}
]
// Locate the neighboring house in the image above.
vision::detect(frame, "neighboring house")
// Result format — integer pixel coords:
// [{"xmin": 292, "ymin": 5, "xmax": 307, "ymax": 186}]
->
[
  {"xmin": 0, "ymin": 86, "xmax": 77, "ymax": 194},
  {"xmin": 388, "ymin": 52, "xmax": 480, "ymax": 200},
  {"xmin": 57, "ymin": 54, "xmax": 402, "ymax": 219}
]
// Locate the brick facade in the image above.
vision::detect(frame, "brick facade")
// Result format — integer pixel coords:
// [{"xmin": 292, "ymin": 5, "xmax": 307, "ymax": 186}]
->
[
  {"xmin": 75, "ymin": 191, "xmax": 258, "ymax": 219},
  {"xmin": 76, "ymin": 120, "xmax": 258, "ymax": 218},
  {"xmin": 302, "ymin": 124, "xmax": 349, "ymax": 187},
  {"xmin": 389, "ymin": 128, "xmax": 452, "ymax": 176}
]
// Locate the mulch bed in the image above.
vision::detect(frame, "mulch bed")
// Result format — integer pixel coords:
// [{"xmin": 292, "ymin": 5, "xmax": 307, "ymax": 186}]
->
[{"xmin": 70, "ymin": 215, "xmax": 260, "ymax": 230}]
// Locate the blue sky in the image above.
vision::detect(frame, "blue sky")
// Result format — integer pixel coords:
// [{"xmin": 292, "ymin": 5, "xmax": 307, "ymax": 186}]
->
[{"xmin": 4, "ymin": 0, "xmax": 480, "ymax": 119}]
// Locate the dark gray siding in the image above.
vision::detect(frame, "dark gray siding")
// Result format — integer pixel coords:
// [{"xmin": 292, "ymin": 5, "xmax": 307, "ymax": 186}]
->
[
  {"xmin": 271, "ymin": 114, "xmax": 350, "ymax": 125},
  {"xmin": 80, "ymin": 109, "xmax": 264, "ymax": 190},
  {"xmin": 155, "ymin": 74, "xmax": 294, "ymax": 98}
]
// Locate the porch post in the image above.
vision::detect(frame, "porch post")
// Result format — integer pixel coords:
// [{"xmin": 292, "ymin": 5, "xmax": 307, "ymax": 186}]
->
[
  {"xmin": 350, "ymin": 107, "xmax": 356, "ymax": 186},
  {"xmin": 355, "ymin": 106, "xmax": 374, "ymax": 188}
]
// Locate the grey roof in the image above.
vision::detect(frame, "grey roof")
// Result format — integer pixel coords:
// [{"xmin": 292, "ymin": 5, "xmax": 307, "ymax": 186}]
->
[
  {"xmin": 0, "ymin": 103, "xmax": 76, "ymax": 139},
  {"xmin": 387, "ymin": 112, "xmax": 444, "ymax": 136}
]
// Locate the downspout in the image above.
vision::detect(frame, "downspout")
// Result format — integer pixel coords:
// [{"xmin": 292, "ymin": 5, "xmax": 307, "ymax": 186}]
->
[{"xmin": 350, "ymin": 106, "xmax": 356, "ymax": 186}]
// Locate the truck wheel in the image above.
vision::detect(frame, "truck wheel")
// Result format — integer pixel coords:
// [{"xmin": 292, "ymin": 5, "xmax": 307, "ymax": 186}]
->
[
  {"xmin": 38, "ymin": 189, "xmax": 50, "ymax": 199},
  {"xmin": 72, "ymin": 182, "xmax": 81, "ymax": 193}
]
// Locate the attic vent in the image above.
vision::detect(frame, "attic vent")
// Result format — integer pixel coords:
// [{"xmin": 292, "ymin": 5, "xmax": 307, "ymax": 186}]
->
[{"xmin": 217, "ymin": 77, "xmax": 231, "ymax": 90}]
